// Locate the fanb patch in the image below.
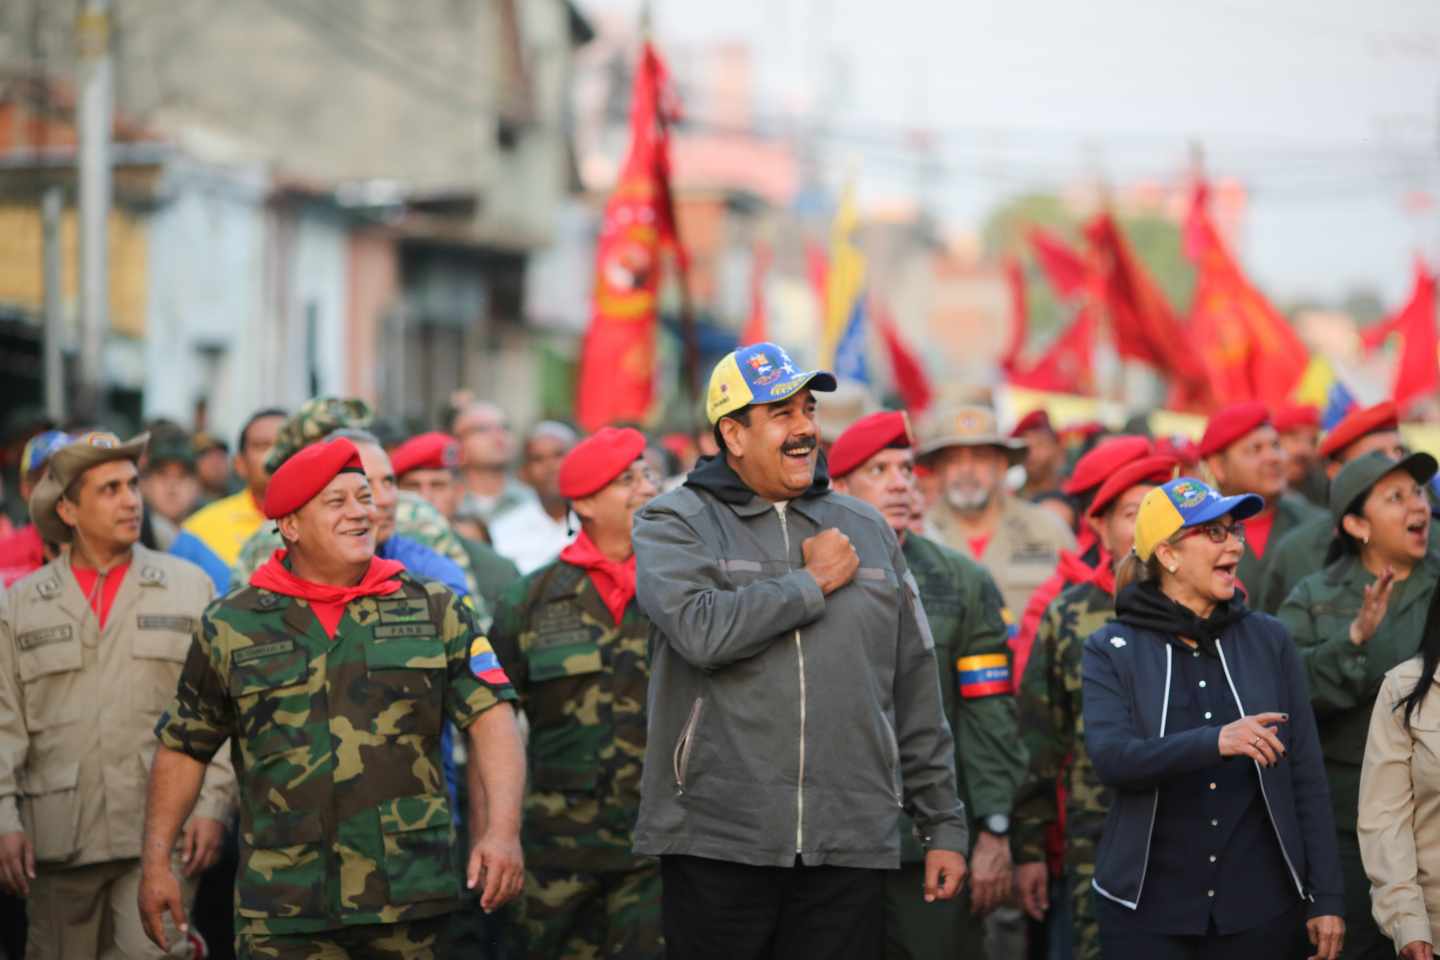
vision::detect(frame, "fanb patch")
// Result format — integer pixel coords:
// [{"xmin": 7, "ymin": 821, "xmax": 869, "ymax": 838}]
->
[
  {"xmin": 377, "ymin": 599, "xmax": 430, "ymax": 624},
  {"xmin": 16, "ymin": 625, "xmax": 72, "ymax": 651},
  {"xmin": 233, "ymin": 638, "xmax": 297, "ymax": 666},
  {"xmin": 138, "ymin": 615, "xmax": 195, "ymax": 632},
  {"xmin": 374, "ymin": 624, "xmax": 437, "ymax": 639}
]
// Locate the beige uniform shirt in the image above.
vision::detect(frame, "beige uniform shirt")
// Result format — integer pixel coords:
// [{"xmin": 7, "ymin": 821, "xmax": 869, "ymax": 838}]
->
[
  {"xmin": 926, "ymin": 494, "xmax": 1076, "ymax": 619},
  {"xmin": 0, "ymin": 545, "xmax": 236, "ymax": 867},
  {"xmin": 1358, "ymin": 658, "xmax": 1440, "ymax": 951}
]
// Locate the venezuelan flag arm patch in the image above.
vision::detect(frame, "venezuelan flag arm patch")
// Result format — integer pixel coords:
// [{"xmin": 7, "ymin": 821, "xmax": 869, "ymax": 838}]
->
[
  {"xmin": 470, "ymin": 636, "xmax": 512, "ymax": 687},
  {"xmin": 957, "ymin": 653, "xmax": 1011, "ymax": 699}
]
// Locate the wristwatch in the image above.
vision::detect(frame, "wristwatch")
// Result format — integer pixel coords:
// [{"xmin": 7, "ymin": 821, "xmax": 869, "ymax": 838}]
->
[{"xmin": 982, "ymin": 814, "xmax": 1010, "ymax": 837}]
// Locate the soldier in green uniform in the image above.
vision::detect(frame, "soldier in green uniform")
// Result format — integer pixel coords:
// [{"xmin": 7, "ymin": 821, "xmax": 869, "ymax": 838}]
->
[
  {"xmin": 1279, "ymin": 451, "xmax": 1440, "ymax": 960},
  {"xmin": 389, "ymin": 432, "xmax": 522, "ymax": 615},
  {"xmin": 1252, "ymin": 401, "xmax": 1408, "ymax": 614},
  {"xmin": 490, "ymin": 427, "xmax": 661, "ymax": 960},
  {"xmin": 1197, "ymin": 402, "xmax": 1325, "ymax": 604},
  {"xmin": 233, "ymin": 399, "xmax": 483, "ymax": 602},
  {"xmin": 828, "ymin": 412, "xmax": 1023, "ymax": 960},
  {"xmin": 1013, "ymin": 454, "xmax": 1177, "ymax": 960},
  {"xmin": 138, "ymin": 436, "xmax": 527, "ymax": 959}
]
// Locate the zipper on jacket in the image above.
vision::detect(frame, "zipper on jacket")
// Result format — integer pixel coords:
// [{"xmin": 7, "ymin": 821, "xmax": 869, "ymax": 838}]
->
[
  {"xmin": 883, "ymin": 716, "xmax": 902, "ymax": 805},
  {"xmin": 775, "ymin": 504, "xmax": 807, "ymax": 855},
  {"xmin": 1215, "ymin": 642, "xmax": 1309, "ymax": 900},
  {"xmin": 673, "ymin": 696, "xmax": 705, "ymax": 793}
]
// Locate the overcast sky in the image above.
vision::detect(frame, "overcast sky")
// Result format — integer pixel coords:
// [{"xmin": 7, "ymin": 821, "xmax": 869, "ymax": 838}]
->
[{"xmin": 580, "ymin": 0, "xmax": 1440, "ymax": 305}]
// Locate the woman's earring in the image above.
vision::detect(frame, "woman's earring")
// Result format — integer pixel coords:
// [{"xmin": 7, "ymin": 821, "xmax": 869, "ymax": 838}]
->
[
  {"xmin": 1362, "ymin": 535, "xmax": 1370, "ymax": 545},
  {"xmin": 1166, "ymin": 564, "xmax": 1178, "ymax": 574}
]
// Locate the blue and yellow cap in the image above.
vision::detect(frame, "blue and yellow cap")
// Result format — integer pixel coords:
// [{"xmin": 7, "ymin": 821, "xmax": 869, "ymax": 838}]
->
[
  {"xmin": 20, "ymin": 430, "xmax": 71, "ymax": 477},
  {"xmin": 1133, "ymin": 476, "xmax": 1264, "ymax": 561},
  {"xmin": 705, "ymin": 342, "xmax": 837, "ymax": 425}
]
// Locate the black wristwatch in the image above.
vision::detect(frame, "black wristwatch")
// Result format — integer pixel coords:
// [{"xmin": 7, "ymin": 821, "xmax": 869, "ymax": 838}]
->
[{"xmin": 982, "ymin": 814, "xmax": 1010, "ymax": 837}]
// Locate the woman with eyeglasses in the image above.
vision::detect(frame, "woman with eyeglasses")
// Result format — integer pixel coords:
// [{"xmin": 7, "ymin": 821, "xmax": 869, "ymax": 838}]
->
[
  {"xmin": 1083, "ymin": 477, "xmax": 1345, "ymax": 959},
  {"xmin": 1279, "ymin": 451, "xmax": 1440, "ymax": 959}
]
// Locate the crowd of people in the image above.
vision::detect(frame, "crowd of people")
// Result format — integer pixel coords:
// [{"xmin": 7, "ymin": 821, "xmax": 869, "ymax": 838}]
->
[{"xmin": 0, "ymin": 339, "xmax": 1436, "ymax": 960}]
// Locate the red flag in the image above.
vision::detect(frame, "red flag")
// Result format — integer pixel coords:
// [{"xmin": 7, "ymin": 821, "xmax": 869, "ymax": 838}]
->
[
  {"xmin": 1084, "ymin": 213, "xmax": 1209, "ymax": 407},
  {"xmin": 574, "ymin": 42, "xmax": 683, "ymax": 432},
  {"xmin": 805, "ymin": 240, "xmax": 829, "ymax": 336},
  {"xmin": 876, "ymin": 303, "xmax": 934, "ymax": 413},
  {"xmin": 1002, "ymin": 257, "xmax": 1027, "ymax": 373},
  {"xmin": 1007, "ymin": 305, "xmax": 1098, "ymax": 395},
  {"xmin": 1027, "ymin": 228, "xmax": 1088, "ymax": 302},
  {"xmin": 739, "ymin": 242, "xmax": 771, "ymax": 346},
  {"xmin": 1373, "ymin": 259, "xmax": 1439, "ymax": 414},
  {"xmin": 1183, "ymin": 182, "xmax": 1308, "ymax": 410}
]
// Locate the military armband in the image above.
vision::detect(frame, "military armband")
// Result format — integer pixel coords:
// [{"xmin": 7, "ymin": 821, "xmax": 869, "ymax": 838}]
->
[{"xmin": 957, "ymin": 654, "xmax": 1010, "ymax": 699}]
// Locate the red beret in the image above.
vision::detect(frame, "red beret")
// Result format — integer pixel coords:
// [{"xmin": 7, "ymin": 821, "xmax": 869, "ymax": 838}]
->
[
  {"xmin": 1010, "ymin": 408, "xmax": 1054, "ymax": 439},
  {"xmin": 1198, "ymin": 402, "xmax": 1271, "ymax": 458},
  {"xmin": 263, "ymin": 438, "xmax": 364, "ymax": 519},
  {"xmin": 1271, "ymin": 403, "xmax": 1320, "ymax": 433},
  {"xmin": 1318, "ymin": 401, "xmax": 1399, "ymax": 460},
  {"xmin": 558, "ymin": 427, "xmax": 647, "ymax": 500},
  {"xmin": 830, "ymin": 411, "xmax": 913, "ymax": 479},
  {"xmin": 1061, "ymin": 435, "xmax": 1153, "ymax": 496},
  {"xmin": 390, "ymin": 432, "xmax": 461, "ymax": 477},
  {"xmin": 1087, "ymin": 455, "xmax": 1180, "ymax": 519}
]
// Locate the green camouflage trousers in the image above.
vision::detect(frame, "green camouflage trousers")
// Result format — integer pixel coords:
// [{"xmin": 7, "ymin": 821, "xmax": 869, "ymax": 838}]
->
[
  {"xmin": 238, "ymin": 916, "xmax": 450, "ymax": 960},
  {"xmin": 522, "ymin": 861, "xmax": 663, "ymax": 960}
]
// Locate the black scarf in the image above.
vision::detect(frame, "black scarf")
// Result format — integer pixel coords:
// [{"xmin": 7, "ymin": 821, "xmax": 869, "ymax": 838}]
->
[
  {"xmin": 1114, "ymin": 580, "xmax": 1251, "ymax": 657},
  {"xmin": 683, "ymin": 449, "xmax": 831, "ymax": 505}
]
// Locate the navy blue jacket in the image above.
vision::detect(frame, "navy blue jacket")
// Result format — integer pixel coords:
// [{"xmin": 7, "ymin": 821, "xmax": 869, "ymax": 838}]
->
[{"xmin": 1081, "ymin": 611, "xmax": 1344, "ymax": 919}]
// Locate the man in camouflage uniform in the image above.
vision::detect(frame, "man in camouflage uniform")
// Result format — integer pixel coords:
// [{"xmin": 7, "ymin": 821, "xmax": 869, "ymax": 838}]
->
[
  {"xmin": 232, "ymin": 399, "xmax": 482, "ymax": 602},
  {"xmin": 490, "ymin": 427, "xmax": 662, "ymax": 959},
  {"xmin": 139, "ymin": 437, "xmax": 526, "ymax": 959},
  {"xmin": 828, "ymin": 412, "xmax": 1024, "ymax": 960},
  {"xmin": 1012, "ymin": 455, "xmax": 1176, "ymax": 960}
]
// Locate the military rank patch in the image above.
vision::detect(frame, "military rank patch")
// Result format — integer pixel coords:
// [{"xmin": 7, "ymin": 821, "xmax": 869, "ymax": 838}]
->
[
  {"xmin": 469, "ymin": 636, "xmax": 512, "ymax": 686},
  {"xmin": 957, "ymin": 653, "xmax": 1010, "ymax": 699}
]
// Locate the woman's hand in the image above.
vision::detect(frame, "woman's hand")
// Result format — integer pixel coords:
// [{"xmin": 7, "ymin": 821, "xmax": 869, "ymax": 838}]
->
[
  {"xmin": 1399, "ymin": 941, "xmax": 1433, "ymax": 960},
  {"xmin": 1349, "ymin": 566, "xmax": 1396, "ymax": 646},
  {"xmin": 1306, "ymin": 914, "xmax": 1344, "ymax": 960},
  {"xmin": 1217, "ymin": 712, "xmax": 1288, "ymax": 766}
]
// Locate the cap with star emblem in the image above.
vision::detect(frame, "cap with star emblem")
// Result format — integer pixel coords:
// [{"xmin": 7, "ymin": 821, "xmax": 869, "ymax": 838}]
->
[{"xmin": 704, "ymin": 342, "xmax": 837, "ymax": 425}]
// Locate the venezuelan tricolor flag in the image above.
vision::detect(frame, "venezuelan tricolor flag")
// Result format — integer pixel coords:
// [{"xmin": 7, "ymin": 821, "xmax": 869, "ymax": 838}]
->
[
  {"xmin": 957, "ymin": 653, "xmax": 1010, "ymax": 699},
  {"xmin": 469, "ymin": 636, "xmax": 512, "ymax": 687}
]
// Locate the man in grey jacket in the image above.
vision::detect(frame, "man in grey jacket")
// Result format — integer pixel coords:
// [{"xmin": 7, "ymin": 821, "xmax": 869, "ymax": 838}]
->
[{"xmin": 632, "ymin": 343, "xmax": 969, "ymax": 959}]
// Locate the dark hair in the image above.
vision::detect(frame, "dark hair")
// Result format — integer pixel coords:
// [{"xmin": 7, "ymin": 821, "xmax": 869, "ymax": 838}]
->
[
  {"xmin": 238, "ymin": 407, "xmax": 288, "ymax": 452},
  {"xmin": 1327, "ymin": 495, "xmax": 1371, "ymax": 564},
  {"xmin": 1399, "ymin": 583, "xmax": 1440, "ymax": 729},
  {"xmin": 713, "ymin": 406, "xmax": 752, "ymax": 457}
]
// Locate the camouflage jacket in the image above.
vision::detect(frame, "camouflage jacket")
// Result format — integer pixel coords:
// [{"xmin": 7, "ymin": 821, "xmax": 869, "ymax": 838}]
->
[
  {"xmin": 1013, "ymin": 579, "xmax": 1115, "ymax": 868},
  {"xmin": 1237, "ymin": 493, "xmax": 1324, "ymax": 609},
  {"xmin": 489, "ymin": 560, "xmax": 649, "ymax": 872},
  {"xmin": 155, "ymin": 571, "xmax": 516, "ymax": 936},
  {"xmin": 899, "ymin": 534, "xmax": 1023, "ymax": 862},
  {"xmin": 233, "ymin": 493, "xmax": 483, "ymax": 610}
]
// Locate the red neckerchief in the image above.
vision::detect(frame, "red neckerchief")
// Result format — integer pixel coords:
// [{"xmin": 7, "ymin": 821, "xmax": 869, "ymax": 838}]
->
[
  {"xmin": 71, "ymin": 558, "xmax": 131, "ymax": 629},
  {"xmin": 250, "ymin": 549, "xmax": 405, "ymax": 638},
  {"xmin": 559, "ymin": 530, "xmax": 635, "ymax": 626}
]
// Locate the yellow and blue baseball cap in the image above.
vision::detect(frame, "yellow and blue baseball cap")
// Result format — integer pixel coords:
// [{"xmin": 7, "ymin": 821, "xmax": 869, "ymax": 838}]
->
[
  {"xmin": 20, "ymin": 430, "xmax": 72, "ymax": 477},
  {"xmin": 705, "ymin": 342, "xmax": 837, "ymax": 425},
  {"xmin": 1133, "ymin": 476, "xmax": 1264, "ymax": 561}
]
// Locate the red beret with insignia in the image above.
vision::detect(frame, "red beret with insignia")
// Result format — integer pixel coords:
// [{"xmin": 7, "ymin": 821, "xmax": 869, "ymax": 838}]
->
[
  {"xmin": 1010, "ymin": 408, "xmax": 1054, "ymax": 439},
  {"xmin": 263, "ymin": 437, "xmax": 364, "ymax": 519},
  {"xmin": 558, "ymin": 427, "xmax": 648, "ymax": 500},
  {"xmin": 1087, "ymin": 455, "xmax": 1180, "ymax": 519},
  {"xmin": 830, "ymin": 411, "xmax": 913, "ymax": 479},
  {"xmin": 1318, "ymin": 401, "xmax": 1399, "ymax": 460},
  {"xmin": 1061, "ymin": 435, "xmax": 1153, "ymax": 496},
  {"xmin": 390, "ymin": 432, "xmax": 461, "ymax": 478},
  {"xmin": 1198, "ymin": 402, "xmax": 1271, "ymax": 458}
]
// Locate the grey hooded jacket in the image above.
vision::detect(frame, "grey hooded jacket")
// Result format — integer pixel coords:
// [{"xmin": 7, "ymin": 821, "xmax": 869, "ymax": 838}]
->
[{"xmin": 631, "ymin": 455, "xmax": 968, "ymax": 868}]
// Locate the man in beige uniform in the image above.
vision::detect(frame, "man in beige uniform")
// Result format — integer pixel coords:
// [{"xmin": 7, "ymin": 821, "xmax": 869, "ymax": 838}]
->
[
  {"xmin": 921, "ymin": 406, "xmax": 1076, "ymax": 621},
  {"xmin": 0, "ymin": 432, "xmax": 235, "ymax": 959}
]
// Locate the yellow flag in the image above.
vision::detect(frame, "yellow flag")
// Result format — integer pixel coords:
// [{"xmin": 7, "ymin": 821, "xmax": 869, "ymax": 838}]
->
[{"xmin": 821, "ymin": 183, "xmax": 865, "ymax": 368}]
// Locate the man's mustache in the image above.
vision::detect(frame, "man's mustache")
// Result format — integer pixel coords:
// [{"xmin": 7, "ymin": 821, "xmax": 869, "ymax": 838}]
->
[{"xmin": 781, "ymin": 437, "xmax": 817, "ymax": 455}]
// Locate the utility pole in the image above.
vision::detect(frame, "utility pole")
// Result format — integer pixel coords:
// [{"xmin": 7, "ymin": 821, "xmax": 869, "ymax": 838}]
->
[
  {"xmin": 42, "ymin": 187, "xmax": 65, "ymax": 423},
  {"xmin": 75, "ymin": 0, "xmax": 112, "ymax": 422}
]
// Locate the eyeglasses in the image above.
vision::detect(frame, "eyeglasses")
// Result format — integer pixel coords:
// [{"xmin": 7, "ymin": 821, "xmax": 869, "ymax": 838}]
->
[
  {"xmin": 610, "ymin": 465, "xmax": 660, "ymax": 490},
  {"xmin": 1177, "ymin": 521, "xmax": 1246, "ymax": 546}
]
